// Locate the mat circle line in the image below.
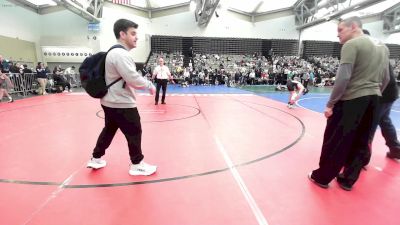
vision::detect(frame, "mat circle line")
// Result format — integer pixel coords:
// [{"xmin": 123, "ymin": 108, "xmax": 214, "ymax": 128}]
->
[{"xmin": 0, "ymin": 103, "xmax": 305, "ymax": 188}]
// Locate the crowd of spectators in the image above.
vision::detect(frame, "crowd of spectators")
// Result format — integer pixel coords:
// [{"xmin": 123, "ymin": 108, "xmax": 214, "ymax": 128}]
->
[
  {"xmin": 0, "ymin": 54, "xmax": 79, "ymax": 99},
  {"xmin": 145, "ymin": 52, "xmax": 350, "ymax": 88},
  {"xmin": 1, "ymin": 51, "xmax": 399, "ymax": 103}
]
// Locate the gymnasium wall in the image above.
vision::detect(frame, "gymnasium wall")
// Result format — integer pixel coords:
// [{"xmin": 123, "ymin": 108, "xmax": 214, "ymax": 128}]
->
[
  {"xmin": 0, "ymin": 0, "xmax": 40, "ymax": 63},
  {"xmin": 300, "ymin": 16, "xmax": 400, "ymax": 45},
  {"xmin": 1, "ymin": 0, "xmax": 399, "ymax": 64},
  {"xmin": 0, "ymin": 35, "xmax": 37, "ymax": 67},
  {"xmin": 99, "ymin": 3, "xmax": 152, "ymax": 63},
  {"xmin": 0, "ymin": 0, "xmax": 40, "ymax": 42}
]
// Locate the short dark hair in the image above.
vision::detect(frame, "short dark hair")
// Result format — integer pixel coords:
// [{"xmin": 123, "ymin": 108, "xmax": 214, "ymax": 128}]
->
[
  {"xmin": 339, "ymin": 16, "xmax": 362, "ymax": 28},
  {"xmin": 113, "ymin": 19, "xmax": 138, "ymax": 39}
]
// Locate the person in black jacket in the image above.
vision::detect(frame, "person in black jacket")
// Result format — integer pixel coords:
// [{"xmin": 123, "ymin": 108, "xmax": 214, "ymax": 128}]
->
[
  {"xmin": 365, "ymin": 63, "xmax": 400, "ymax": 163},
  {"xmin": 360, "ymin": 29, "xmax": 400, "ymax": 165}
]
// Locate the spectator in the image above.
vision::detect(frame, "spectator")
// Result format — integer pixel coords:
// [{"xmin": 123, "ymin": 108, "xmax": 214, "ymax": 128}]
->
[
  {"xmin": 53, "ymin": 65, "xmax": 71, "ymax": 92},
  {"xmin": 308, "ymin": 16, "xmax": 390, "ymax": 191},
  {"xmin": 36, "ymin": 62, "xmax": 48, "ymax": 95},
  {"xmin": 0, "ymin": 71, "xmax": 14, "ymax": 103}
]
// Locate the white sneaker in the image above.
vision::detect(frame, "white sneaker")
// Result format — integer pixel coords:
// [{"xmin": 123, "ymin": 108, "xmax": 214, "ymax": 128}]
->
[
  {"xmin": 287, "ymin": 104, "xmax": 297, "ymax": 109},
  {"xmin": 87, "ymin": 158, "xmax": 107, "ymax": 169},
  {"xmin": 129, "ymin": 161, "xmax": 157, "ymax": 176}
]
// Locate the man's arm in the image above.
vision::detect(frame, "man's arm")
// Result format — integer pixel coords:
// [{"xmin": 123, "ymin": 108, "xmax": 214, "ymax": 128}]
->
[
  {"xmin": 326, "ymin": 63, "xmax": 353, "ymax": 108},
  {"xmin": 113, "ymin": 51, "xmax": 154, "ymax": 90},
  {"xmin": 324, "ymin": 63, "xmax": 352, "ymax": 118},
  {"xmin": 151, "ymin": 66, "xmax": 158, "ymax": 80}
]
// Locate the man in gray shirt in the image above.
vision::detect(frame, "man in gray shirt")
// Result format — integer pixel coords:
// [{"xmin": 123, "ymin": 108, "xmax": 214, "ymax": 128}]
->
[
  {"xmin": 87, "ymin": 19, "xmax": 157, "ymax": 176},
  {"xmin": 308, "ymin": 16, "xmax": 390, "ymax": 191}
]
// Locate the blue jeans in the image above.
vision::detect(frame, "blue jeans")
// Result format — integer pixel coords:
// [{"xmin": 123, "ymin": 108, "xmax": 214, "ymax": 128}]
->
[{"xmin": 370, "ymin": 102, "xmax": 400, "ymax": 150}]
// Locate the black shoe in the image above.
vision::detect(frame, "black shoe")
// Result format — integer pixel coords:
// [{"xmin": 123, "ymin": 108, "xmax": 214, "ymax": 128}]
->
[
  {"xmin": 155, "ymin": 102, "xmax": 158, "ymax": 105},
  {"xmin": 336, "ymin": 180, "xmax": 352, "ymax": 191},
  {"xmin": 308, "ymin": 172, "xmax": 329, "ymax": 189},
  {"xmin": 336, "ymin": 175, "xmax": 352, "ymax": 191},
  {"xmin": 161, "ymin": 102, "xmax": 166, "ymax": 104},
  {"xmin": 386, "ymin": 151, "xmax": 400, "ymax": 160}
]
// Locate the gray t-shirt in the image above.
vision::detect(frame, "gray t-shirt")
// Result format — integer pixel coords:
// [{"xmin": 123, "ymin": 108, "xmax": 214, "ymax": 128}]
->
[
  {"xmin": 340, "ymin": 35, "xmax": 389, "ymax": 100},
  {"xmin": 326, "ymin": 35, "xmax": 390, "ymax": 108}
]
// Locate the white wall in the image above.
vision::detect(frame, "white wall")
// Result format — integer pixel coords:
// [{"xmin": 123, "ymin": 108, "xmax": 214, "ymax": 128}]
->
[
  {"xmin": 0, "ymin": 0, "xmax": 97, "ymax": 63},
  {"xmin": 0, "ymin": 0, "xmax": 41, "ymax": 60},
  {"xmin": 38, "ymin": 9, "xmax": 100, "ymax": 64},
  {"xmin": 0, "ymin": 0, "xmax": 40, "ymax": 42},
  {"xmin": 253, "ymin": 15, "xmax": 299, "ymax": 39},
  {"xmin": 363, "ymin": 20, "xmax": 400, "ymax": 44},
  {"xmin": 40, "ymin": 10, "xmax": 97, "ymax": 47},
  {"xmin": 100, "ymin": 5, "xmax": 298, "ymax": 60},
  {"xmin": 2, "ymin": 1, "xmax": 400, "ymax": 63},
  {"xmin": 147, "ymin": 9, "xmax": 298, "ymax": 39},
  {"xmin": 99, "ymin": 5, "xmax": 152, "ymax": 62},
  {"xmin": 300, "ymin": 20, "xmax": 339, "ymax": 42},
  {"xmin": 300, "ymin": 19, "xmax": 400, "ymax": 45}
]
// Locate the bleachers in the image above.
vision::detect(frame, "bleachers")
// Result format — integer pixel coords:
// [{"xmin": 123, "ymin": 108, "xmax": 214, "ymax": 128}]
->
[
  {"xmin": 271, "ymin": 39, "xmax": 299, "ymax": 56},
  {"xmin": 302, "ymin": 40, "xmax": 339, "ymax": 58},
  {"xmin": 151, "ymin": 35, "xmax": 298, "ymax": 56}
]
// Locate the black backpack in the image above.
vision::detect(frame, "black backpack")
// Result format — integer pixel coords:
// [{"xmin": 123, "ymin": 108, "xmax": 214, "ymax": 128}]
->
[{"xmin": 79, "ymin": 45, "xmax": 125, "ymax": 98}]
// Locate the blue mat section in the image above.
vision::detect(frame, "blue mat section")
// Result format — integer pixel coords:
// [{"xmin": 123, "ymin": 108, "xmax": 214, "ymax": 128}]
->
[
  {"xmin": 146, "ymin": 84, "xmax": 253, "ymax": 94},
  {"xmin": 140, "ymin": 84, "xmax": 400, "ymax": 131},
  {"xmin": 256, "ymin": 88, "xmax": 400, "ymax": 132}
]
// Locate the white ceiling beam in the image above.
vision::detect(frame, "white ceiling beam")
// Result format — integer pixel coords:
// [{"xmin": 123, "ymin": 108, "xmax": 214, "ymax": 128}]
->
[
  {"xmin": 5, "ymin": 0, "xmax": 40, "ymax": 13},
  {"xmin": 53, "ymin": 0, "xmax": 100, "ymax": 22},
  {"xmin": 296, "ymin": 0, "xmax": 386, "ymax": 30},
  {"xmin": 251, "ymin": 1, "xmax": 263, "ymax": 14}
]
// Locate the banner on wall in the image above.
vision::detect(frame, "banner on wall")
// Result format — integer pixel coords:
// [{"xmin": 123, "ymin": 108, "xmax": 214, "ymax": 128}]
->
[
  {"xmin": 112, "ymin": 0, "xmax": 131, "ymax": 5},
  {"xmin": 41, "ymin": 46, "xmax": 93, "ymax": 63},
  {"xmin": 88, "ymin": 22, "xmax": 100, "ymax": 32}
]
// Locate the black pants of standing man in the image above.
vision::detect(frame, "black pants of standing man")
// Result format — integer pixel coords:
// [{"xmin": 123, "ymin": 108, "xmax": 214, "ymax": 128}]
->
[
  {"xmin": 92, "ymin": 105, "xmax": 144, "ymax": 164},
  {"xmin": 311, "ymin": 95, "xmax": 379, "ymax": 187},
  {"xmin": 155, "ymin": 79, "xmax": 168, "ymax": 104}
]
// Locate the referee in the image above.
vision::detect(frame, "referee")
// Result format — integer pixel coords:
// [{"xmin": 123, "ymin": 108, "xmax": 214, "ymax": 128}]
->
[{"xmin": 152, "ymin": 58, "xmax": 174, "ymax": 105}]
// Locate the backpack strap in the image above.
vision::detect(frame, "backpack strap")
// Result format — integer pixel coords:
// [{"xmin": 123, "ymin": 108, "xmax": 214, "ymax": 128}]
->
[
  {"xmin": 108, "ymin": 44, "xmax": 125, "ymax": 52},
  {"xmin": 105, "ymin": 44, "xmax": 126, "ymax": 89},
  {"xmin": 105, "ymin": 77, "xmax": 123, "ymax": 88}
]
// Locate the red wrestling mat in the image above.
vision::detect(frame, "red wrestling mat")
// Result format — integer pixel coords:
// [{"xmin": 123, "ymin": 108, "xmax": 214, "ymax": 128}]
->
[{"xmin": 0, "ymin": 93, "xmax": 399, "ymax": 225}]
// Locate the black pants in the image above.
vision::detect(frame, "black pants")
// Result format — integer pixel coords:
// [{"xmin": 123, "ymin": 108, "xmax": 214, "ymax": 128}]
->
[
  {"xmin": 303, "ymin": 79, "xmax": 309, "ymax": 89},
  {"xmin": 312, "ymin": 95, "xmax": 379, "ymax": 186},
  {"xmin": 155, "ymin": 79, "xmax": 168, "ymax": 103},
  {"xmin": 63, "ymin": 82, "xmax": 71, "ymax": 91},
  {"xmin": 54, "ymin": 76, "xmax": 71, "ymax": 91},
  {"xmin": 92, "ymin": 105, "xmax": 144, "ymax": 164}
]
